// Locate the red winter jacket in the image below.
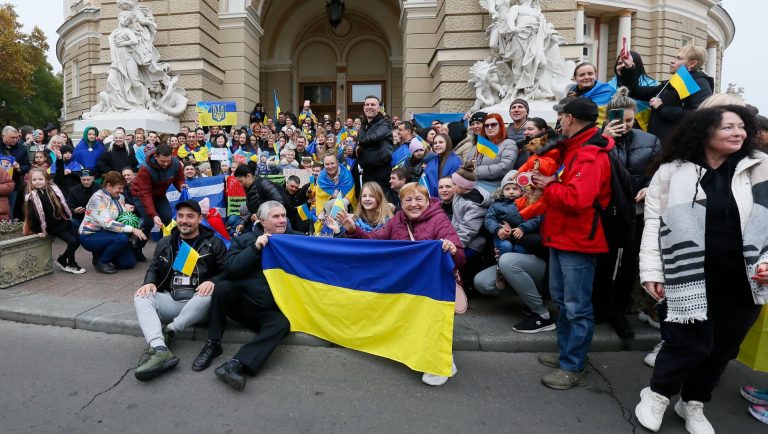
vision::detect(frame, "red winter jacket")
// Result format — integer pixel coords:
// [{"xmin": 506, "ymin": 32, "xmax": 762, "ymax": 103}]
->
[
  {"xmin": 350, "ymin": 197, "xmax": 466, "ymax": 269},
  {"xmin": 541, "ymin": 126, "xmax": 613, "ymax": 254},
  {"xmin": 130, "ymin": 152, "xmax": 185, "ymax": 219}
]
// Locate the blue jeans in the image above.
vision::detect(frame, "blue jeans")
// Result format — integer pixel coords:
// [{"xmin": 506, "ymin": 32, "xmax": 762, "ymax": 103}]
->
[
  {"xmin": 549, "ymin": 249, "xmax": 597, "ymax": 372},
  {"xmin": 79, "ymin": 231, "xmax": 136, "ymax": 269},
  {"xmin": 493, "ymin": 237, "xmax": 527, "ymax": 255},
  {"xmin": 133, "ymin": 196, "xmax": 172, "ymax": 238}
]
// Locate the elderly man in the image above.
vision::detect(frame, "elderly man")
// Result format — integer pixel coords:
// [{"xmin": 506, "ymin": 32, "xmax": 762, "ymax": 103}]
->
[
  {"xmin": 1, "ymin": 126, "xmax": 31, "ymax": 219},
  {"xmin": 356, "ymin": 96, "xmax": 393, "ymax": 193},
  {"xmin": 133, "ymin": 199, "xmax": 227, "ymax": 381},
  {"xmin": 191, "ymin": 201, "xmax": 304, "ymax": 391}
]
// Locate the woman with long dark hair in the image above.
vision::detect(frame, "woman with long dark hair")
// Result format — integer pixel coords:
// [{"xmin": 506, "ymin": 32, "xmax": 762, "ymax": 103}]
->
[
  {"xmin": 634, "ymin": 105, "xmax": 768, "ymax": 433},
  {"xmin": 423, "ymin": 133, "xmax": 462, "ymax": 197}
]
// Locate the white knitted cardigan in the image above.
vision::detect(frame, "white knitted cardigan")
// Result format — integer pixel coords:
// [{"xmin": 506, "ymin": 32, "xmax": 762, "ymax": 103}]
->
[{"xmin": 639, "ymin": 152, "xmax": 768, "ymax": 323}]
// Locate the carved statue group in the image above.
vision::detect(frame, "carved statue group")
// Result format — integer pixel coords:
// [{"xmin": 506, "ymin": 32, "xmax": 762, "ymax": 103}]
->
[
  {"xmin": 84, "ymin": 0, "xmax": 187, "ymax": 119},
  {"xmin": 470, "ymin": 0, "xmax": 575, "ymax": 112}
]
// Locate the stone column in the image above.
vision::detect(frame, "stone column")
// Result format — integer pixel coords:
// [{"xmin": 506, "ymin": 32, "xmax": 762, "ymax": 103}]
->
[
  {"xmin": 706, "ymin": 43, "xmax": 718, "ymax": 78},
  {"xmin": 598, "ymin": 23, "xmax": 609, "ymax": 82},
  {"xmin": 617, "ymin": 9, "xmax": 632, "ymax": 54},
  {"xmin": 575, "ymin": 4, "xmax": 585, "ymax": 45},
  {"xmin": 218, "ymin": 2, "xmax": 263, "ymax": 126},
  {"xmin": 401, "ymin": 0, "xmax": 439, "ymax": 115}
]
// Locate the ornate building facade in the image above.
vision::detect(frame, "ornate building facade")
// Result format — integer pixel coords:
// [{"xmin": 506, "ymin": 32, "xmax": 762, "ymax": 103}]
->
[{"xmin": 57, "ymin": 0, "xmax": 734, "ymax": 129}]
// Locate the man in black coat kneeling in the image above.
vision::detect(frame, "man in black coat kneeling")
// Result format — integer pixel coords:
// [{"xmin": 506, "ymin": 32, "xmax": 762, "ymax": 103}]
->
[{"xmin": 191, "ymin": 200, "xmax": 303, "ymax": 391}]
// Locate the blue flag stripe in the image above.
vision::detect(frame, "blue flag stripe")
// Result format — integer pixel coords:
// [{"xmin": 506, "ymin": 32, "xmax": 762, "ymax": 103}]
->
[{"xmin": 262, "ymin": 235, "xmax": 456, "ymax": 302}]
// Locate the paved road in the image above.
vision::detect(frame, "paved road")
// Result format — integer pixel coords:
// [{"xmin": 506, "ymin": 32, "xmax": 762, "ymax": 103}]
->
[{"xmin": 0, "ymin": 320, "xmax": 764, "ymax": 433}]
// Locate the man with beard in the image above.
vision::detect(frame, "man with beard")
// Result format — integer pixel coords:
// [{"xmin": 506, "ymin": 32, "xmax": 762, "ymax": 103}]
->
[{"xmin": 133, "ymin": 199, "xmax": 227, "ymax": 381}]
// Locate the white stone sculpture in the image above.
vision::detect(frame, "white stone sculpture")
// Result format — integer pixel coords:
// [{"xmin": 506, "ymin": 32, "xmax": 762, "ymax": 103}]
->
[
  {"xmin": 83, "ymin": 0, "xmax": 187, "ymax": 120},
  {"xmin": 473, "ymin": 0, "xmax": 574, "ymax": 114}
]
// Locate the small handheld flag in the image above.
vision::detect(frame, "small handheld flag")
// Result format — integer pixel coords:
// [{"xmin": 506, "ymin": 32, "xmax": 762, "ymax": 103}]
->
[
  {"xmin": 418, "ymin": 172, "xmax": 430, "ymax": 195},
  {"xmin": 173, "ymin": 241, "xmax": 200, "ymax": 276},
  {"xmin": 476, "ymin": 135, "xmax": 499, "ymax": 159},
  {"xmin": 273, "ymin": 90, "xmax": 281, "ymax": 119},
  {"xmin": 668, "ymin": 67, "xmax": 701, "ymax": 99},
  {"xmin": 330, "ymin": 194, "xmax": 346, "ymax": 218},
  {"xmin": 297, "ymin": 203, "xmax": 317, "ymax": 222}
]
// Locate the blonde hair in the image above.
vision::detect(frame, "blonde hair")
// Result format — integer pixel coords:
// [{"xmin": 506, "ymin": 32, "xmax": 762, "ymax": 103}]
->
[
  {"xmin": 353, "ymin": 182, "xmax": 393, "ymax": 227},
  {"xmin": 25, "ymin": 168, "xmax": 68, "ymax": 222},
  {"xmin": 398, "ymin": 182, "xmax": 430, "ymax": 203},
  {"xmin": 606, "ymin": 86, "xmax": 637, "ymax": 111},
  {"xmin": 698, "ymin": 93, "xmax": 746, "ymax": 109},
  {"xmin": 679, "ymin": 45, "xmax": 707, "ymax": 71}
]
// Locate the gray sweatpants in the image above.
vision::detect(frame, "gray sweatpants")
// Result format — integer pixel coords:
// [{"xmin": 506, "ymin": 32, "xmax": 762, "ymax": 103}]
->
[
  {"xmin": 473, "ymin": 252, "xmax": 548, "ymax": 317},
  {"xmin": 134, "ymin": 292, "xmax": 211, "ymax": 348}
]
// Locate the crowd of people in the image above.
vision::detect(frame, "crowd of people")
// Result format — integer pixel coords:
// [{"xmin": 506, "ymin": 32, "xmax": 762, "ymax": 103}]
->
[{"xmin": 3, "ymin": 45, "xmax": 768, "ymax": 430}]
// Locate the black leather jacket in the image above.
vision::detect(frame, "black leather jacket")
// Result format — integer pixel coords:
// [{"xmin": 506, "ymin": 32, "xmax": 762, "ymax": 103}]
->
[
  {"xmin": 357, "ymin": 113, "xmax": 393, "ymax": 167},
  {"xmin": 143, "ymin": 226, "xmax": 227, "ymax": 291}
]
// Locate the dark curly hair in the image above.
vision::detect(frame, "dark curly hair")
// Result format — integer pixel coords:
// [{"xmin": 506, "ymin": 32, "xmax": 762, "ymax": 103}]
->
[{"xmin": 650, "ymin": 105, "xmax": 757, "ymax": 173}]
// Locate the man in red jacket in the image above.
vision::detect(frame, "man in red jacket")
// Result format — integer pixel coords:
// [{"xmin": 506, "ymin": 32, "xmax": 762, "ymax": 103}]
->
[
  {"xmin": 131, "ymin": 143, "xmax": 186, "ymax": 239},
  {"xmin": 532, "ymin": 97, "xmax": 613, "ymax": 390}
]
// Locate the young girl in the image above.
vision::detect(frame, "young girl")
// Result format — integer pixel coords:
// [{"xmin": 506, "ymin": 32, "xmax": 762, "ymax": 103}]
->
[
  {"xmin": 23, "ymin": 168, "xmax": 85, "ymax": 274},
  {"xmin": 25, "ymin": 151, "xmax": 51, "ymax": 183}
]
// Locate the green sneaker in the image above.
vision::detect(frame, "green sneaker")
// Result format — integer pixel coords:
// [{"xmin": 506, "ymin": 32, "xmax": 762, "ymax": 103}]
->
[
  {"xmin": 135, "ymin": 349, "xmax": 180, "ymax": 382},
  {"xmin": 541, "ymin": 368, "xmax": 587, "ymax": 390},
  {"xmin": 162, "ymin": 326, "xmax": 176, "ymax": 349},
  {"xmin": 537, "ymin": 352, "xmax": 560, "ymax": 368}
]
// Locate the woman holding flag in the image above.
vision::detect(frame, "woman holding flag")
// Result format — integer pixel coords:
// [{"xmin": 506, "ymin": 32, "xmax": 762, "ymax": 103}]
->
[
  {"xmin": 567, "ymin": 63, "xmax": 616, "ymax": 124},
  {"xmin": 617, "ymin": 45, "xmax": 713, "ymax": 142},
  {"xmin": 473, "ymin": 113, "xmax": 517, "ymax": 192},
  {"xmin": 338, "ymin": 181, "xmax": 465, "ymax": 386}
]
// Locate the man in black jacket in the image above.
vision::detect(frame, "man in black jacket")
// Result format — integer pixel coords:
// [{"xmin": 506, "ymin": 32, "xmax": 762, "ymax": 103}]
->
[
  {"xmin": 356, "ymin": 96, "xmax": 393, "ymax": 193},
  {"xmin": 66, "ymin": 169, "xmax": 98, "ymax": 228},
  {"xmin": 192, "ymin": 201, "xmax": 302, "ymax": 391},
  {"xmin": 133, "ymin": 199, "xmax": 227, "ymax": 381}
]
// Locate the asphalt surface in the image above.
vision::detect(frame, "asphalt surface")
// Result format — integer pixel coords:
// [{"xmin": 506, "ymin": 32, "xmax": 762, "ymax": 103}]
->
[{"xmin": 1, "ymin": 320, "xmax": 765, "ymax": 434}]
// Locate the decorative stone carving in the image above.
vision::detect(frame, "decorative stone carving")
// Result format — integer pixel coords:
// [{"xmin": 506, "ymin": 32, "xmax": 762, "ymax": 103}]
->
[
  {"xmin": 0, "ymin": 235, "xmax": 53, "ymax": 289},
  {"xmin": 82, "ymin": 0, "xmax": 188, "ymax": 121},
  {"xmin": 472, "ymin": 0, "xmax": 575, "ymax": 113}
]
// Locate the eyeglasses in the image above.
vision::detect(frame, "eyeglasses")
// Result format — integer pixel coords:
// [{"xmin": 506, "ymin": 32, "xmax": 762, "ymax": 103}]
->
[{"xmin": 484, "ymin": 123, "xmax": 499, "ymax": 128}]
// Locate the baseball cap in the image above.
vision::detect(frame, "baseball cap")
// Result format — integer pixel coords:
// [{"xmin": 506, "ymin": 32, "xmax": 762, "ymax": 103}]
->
[
  {"xmin": 174, "ymin": 199, "xmax": 202, "ymax": 214},
  {"xmin": 561, "ymin": 97, "xmax": 599, "ymax": 122}
]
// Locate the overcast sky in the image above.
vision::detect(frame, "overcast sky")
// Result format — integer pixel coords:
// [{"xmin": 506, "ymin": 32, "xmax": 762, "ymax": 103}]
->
[{"xmin": 10, "ymin": 0, "xmax": 767, "ymax": 113}]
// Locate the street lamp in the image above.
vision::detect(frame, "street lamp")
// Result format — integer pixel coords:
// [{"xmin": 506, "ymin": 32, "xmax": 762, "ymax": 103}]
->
[{"xmin": 326, "ymin": 0, "xmax": 345, "ymax": 28}]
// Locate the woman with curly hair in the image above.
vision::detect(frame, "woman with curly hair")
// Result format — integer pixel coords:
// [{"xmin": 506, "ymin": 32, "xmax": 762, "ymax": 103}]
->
[{"xmin": 634, "ymin": 105, "xmax": 768, "ymax": 433}]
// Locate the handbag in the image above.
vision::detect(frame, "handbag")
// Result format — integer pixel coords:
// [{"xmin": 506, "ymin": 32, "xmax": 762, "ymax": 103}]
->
[{"xmin": 407, "ymin": 223, "xmax": 467, "ymax": 314}]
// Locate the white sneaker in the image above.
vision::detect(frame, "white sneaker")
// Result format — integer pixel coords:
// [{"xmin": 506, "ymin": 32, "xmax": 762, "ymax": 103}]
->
[
  {"xmin": 421, "ymin": 361, "xmax": 457, "ymax": 386},
  {"xmin": 674, "ymin": 399, "xmax": 715, "ymax": 434},
  {"xmin": 635, "ymin": 387, "xmax": 669, "ymax": 432},
  {"xmin": 644, "ymin": 341, "xmax": 663, "ymax": 368}
]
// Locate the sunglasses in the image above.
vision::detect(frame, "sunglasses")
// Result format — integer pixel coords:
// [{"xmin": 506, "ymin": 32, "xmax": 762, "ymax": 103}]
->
[{"xmin": 484, "ymin": 123, "xmax": 499, "ymax": 128}]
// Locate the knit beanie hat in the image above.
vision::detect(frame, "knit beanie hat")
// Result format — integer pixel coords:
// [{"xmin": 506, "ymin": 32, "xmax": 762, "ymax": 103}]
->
[
  {"xmin": 500, "ymin": 170, "xmax": 518, "ymax": 189},
  {"xmin": 451, "ymin": 161, "xmax": 476, "ymax": 190},
  {"xmin": 408, "ymin": 138, "xmax": 425, "ymax": 154},
  {"xmin": 510, "ymin": 98, "xmax": 530, "ymax": 113}
]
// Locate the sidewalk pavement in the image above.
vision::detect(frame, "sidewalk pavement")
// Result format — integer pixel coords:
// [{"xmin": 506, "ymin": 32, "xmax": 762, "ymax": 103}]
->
[{"xmin": 0, "ymin": 239, "xmax": 661, "ymax": 351}]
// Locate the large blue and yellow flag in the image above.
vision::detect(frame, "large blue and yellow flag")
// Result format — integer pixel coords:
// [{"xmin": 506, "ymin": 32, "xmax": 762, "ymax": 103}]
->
[
  {"xmin": 668, "ymin": 67, "xmax": 701, "ymax": 99},
  {"xmin": 582, "ymin": 81, "xmax": 616, "ymax": 126},
  {"xmin": 314, "ymin": 164, "xmax": 357, "ymax": 232},
  {"xmin": 196, "ymin": 101, "xmax": 237, "ymax": 127},
  {"xmin": 262, "ymin": 235, "xmax": 456, "ymax": 376}
]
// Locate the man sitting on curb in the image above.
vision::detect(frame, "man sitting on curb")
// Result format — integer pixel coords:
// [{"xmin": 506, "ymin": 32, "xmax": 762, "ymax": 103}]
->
[
  {"xmin": 191, "ymin": 200, "xmax": 304, "ymax": 391},
  {"xmin": 133, "ymin": 199, "xmax": 227, "ymax": 381}
]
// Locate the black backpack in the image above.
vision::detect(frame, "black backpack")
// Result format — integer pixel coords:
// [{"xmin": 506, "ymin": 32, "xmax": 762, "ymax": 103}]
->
[{"xmin": 591, "ymin": 151, "xmax": 636, "ymax": 249}]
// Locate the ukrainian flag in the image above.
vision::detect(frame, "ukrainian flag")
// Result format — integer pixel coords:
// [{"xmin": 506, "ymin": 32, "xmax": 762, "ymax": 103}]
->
[
  {"xmin": 582, "ymin": 81, "xmax": 616, "ymax": 126},
  {"xmin": 476, "ymin": 135, "xmax": 499, "ymax": 159},
  {"xmin": 172, "ymin": 241, "xmax": 200, "ymax": 276},
  {"xmin": 418, "ymin": 172, "xmax": 430, "ymax": 194},
  {"xmin": 297, "ymin": 203, "xmax": 317, "ymax": 222},
  {"xmin": 669, "ymin": 67, "xmax": 702, "ymax": 99},
  {"xmin": 273, "ymin": 90, "xmax": 281, "ymax": 119},
  {"xmin": 262, "ymin": 235, "xmax": 456, "ymax": 376},
  {"xmin": 196, "ymin": 101, "xmax": 238, "ymax": 127},
  {"xmin": 314, "ymin": 164, "xmax": 356, "ymax": 232}
]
